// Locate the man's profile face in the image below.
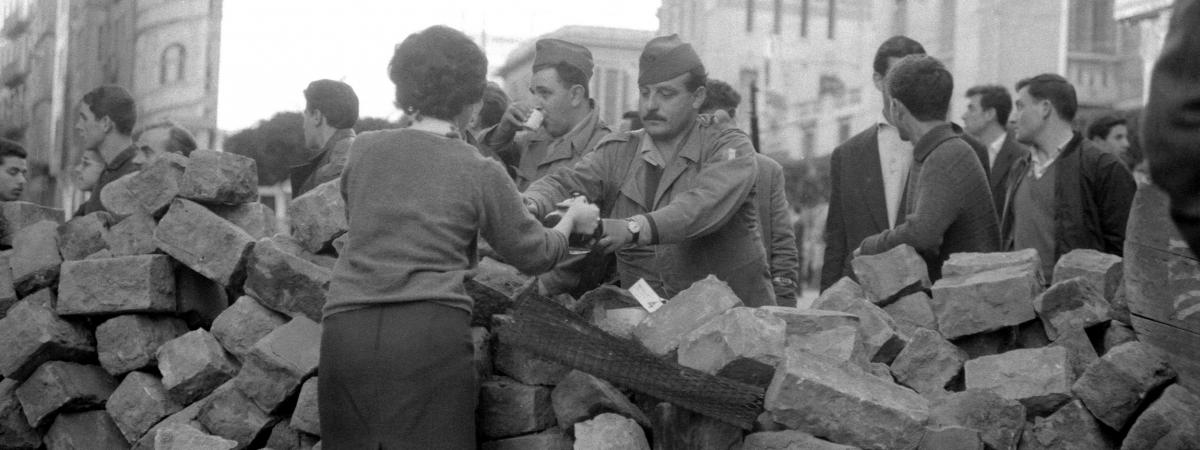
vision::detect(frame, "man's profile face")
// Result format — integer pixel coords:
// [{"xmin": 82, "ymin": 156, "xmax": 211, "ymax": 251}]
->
[
  {"xmin": 529, "ymin": 67, "xmax": 576, "ymax": 138},
  {"xmin": 638, "ymin": 72, "xmax": 704, "ymax": 142},
  {"xmin": 0, "ymin": 156, "xmax": 27, "ymax": 201},
  {"xmin": 1012, "ymin": 87, "xmax": 1047, "ymax": 146},
  {"xmin": 75, "ymin": 104, "xmax": 106, "ymax": 152},
  {"xmin": 302, "ymin": 108, "xmax": 322, "ymax": 151},
  {"xmin": 1102, "ymin": 124, "xmax": 1130, "ymax": 154},
  {"xmin": 962, "ymin": 95, "xmax": 991, "ymax": 137},
  {"xmin": 137, "ymin": 127, "xmax": 171, "ymax": 163}
]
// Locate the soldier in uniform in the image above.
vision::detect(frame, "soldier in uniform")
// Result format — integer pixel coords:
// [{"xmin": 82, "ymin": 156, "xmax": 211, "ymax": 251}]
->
[
  {"xmin": 524, "ymin": 34, "xmax": 775, "ymax": 306},
  {"xmin": 478, "ymin": 38, "xmax": 615, "ymax": 297}
]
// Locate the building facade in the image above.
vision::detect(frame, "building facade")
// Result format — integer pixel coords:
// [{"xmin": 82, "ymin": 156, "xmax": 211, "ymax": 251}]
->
[
  {"xmin": 0, "ymin": 0, "xmax": 222, "ymax": 208},
  {"xmin": 659, "ymin": 0, "xmax": 876, "ymax": 160},
  {"xmin": 1113, "ymin": 0, "xmax": 1173, "ymax": 103},
  {"xmin": 494, "ymin": 25, "xmax": 656, "ymax": 129}
]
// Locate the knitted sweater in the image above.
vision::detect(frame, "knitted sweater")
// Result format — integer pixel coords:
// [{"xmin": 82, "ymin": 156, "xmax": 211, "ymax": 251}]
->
[{"xmin": 324, "ymin": 129, "xmax": 568, "ymax": 318}]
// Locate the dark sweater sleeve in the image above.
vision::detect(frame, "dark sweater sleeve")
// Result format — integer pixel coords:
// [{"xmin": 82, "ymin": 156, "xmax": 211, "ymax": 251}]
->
[
  {"xmin": 767, "ymin": 162, "xmax": 800, "ymax": 298},
  {"xmin": 476, "ymin": 160, "xmax": 568, "ymax": 275},
  {"xmin": 860, "ymin": 144, "xmax": 971, "ymax": 258},
  {"xmin": 1143, "ymin": 0, "xmax": 1200, "ymax": 255}
]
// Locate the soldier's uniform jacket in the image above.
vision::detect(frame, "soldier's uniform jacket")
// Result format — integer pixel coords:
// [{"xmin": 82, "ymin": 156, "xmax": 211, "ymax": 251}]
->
[
  {"xmin": 480, "ymin": 107, "xmax": 610, "ymax": 191},
  {"xmin": 524, "ymin": 119, "xmax": 776, "ymax": 306}
]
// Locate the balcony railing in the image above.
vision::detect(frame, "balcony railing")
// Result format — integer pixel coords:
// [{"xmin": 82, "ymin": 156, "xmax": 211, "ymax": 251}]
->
[{"xmin": 1067, "ymin": 52, "xmax": 1124, "ymax": 107}]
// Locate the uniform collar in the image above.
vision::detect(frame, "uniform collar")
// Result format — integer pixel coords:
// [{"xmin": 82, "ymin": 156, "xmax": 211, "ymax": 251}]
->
[{"xmin": 637, "ymin": 118, "xmax": 701, "ymax": 167}]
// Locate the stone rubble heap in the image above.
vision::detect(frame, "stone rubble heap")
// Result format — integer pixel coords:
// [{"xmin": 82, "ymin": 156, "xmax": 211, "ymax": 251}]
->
[{"xmin": 1, "ymin": 147, "xmax": 1198, "ymax": 449}]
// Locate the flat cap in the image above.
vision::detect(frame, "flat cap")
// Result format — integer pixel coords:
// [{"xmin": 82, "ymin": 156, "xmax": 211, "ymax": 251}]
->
[
  {"xmin": 638, "ymin": 34, "xmax": 704, "ymax": 86},
  {"xmin": 532, "ymin": 38, "xmax": 594, "ymax": 80}
]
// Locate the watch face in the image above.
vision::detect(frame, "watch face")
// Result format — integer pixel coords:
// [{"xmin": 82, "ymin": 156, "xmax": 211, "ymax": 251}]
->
[{"xmin": 627, "ymin": 219, "xmax": 641, "ymax": 233}]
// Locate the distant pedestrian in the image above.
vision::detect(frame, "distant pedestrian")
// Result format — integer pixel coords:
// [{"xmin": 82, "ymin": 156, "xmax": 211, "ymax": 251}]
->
[{"xmin": 0, "ymin": 139, "xmax": 28, "ymax": 202}]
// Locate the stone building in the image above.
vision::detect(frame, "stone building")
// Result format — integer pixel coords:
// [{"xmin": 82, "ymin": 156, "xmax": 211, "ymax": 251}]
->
[
  {"xmin": 0, "ymin": 0, "xmax": 222, "ymax": 209},
  {"xmin": 1113, "ymin": 0, "xmax": 1173, "ymax": 103}
]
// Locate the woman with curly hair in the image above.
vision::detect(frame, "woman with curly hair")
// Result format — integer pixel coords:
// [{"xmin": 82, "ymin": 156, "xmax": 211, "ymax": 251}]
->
[{"xmin": 318, "ymin": 25, "xmax": 598, "ymax": 449}]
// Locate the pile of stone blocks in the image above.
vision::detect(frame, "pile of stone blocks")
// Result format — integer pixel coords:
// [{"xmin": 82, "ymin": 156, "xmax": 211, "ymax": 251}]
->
[
  {"xmin": 0, "ymin": 150, "xmax": 331, "ymax": 449},
  {"xmin": 4, "ymin": 151, "xmax": 1199, "ymax": 450}
]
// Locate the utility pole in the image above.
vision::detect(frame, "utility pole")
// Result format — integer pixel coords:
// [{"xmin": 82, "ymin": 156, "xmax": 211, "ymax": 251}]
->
[{"xmin": 749, "ymin": 80, "xmax": 760, "ymax": 152}]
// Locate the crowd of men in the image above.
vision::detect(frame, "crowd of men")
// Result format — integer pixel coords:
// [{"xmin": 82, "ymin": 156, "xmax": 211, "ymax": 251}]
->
[{"xmin": 6, "ymin": 2, "xmax": 1200, "ymax": 306}]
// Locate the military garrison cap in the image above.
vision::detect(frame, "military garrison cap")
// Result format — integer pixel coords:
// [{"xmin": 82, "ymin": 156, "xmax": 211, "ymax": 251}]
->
[
  {"xmin": 532, "ymin": 38, "xmax": 594, "ymax": 80},
  {"xmin": 638, "ymin": 34, "xmax": 705, "ymax": 86}
]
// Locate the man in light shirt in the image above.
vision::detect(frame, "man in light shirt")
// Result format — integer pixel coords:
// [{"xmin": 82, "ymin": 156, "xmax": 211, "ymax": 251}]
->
[
  {"xmin": 1001, "ymin": 74, "xmax": 1135, "ymax": 279},
  {"xmin": 821, "ymin": 36, "xmax": 925, "ymax": 291},
  {"xmin": 962, "ymin": 84, "xmax": 1028, "ymax": 213}
]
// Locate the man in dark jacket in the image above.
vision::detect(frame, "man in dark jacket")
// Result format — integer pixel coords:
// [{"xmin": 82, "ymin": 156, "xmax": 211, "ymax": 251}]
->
[
  {"xmin": 856, "ymin": 55, "xmax": 1000, "ymax": 280},
  {"xmin": 1143, "ymin": 0, "xmax": 1200, "ymax": 257},
  {"xmin": 73, "ymin": 85, "xmax": 142, "ymax": 217},
  {"xmin": 291, "ymin": 79, "xmax": 358, "ymax": 197},
  {"xmin": 1003, "ymin": 73, "xmax": 1135, "ymax": 278},
  {"xmin": 962, "ymin": 84, "xmax": 1028, "ymax": 212}
]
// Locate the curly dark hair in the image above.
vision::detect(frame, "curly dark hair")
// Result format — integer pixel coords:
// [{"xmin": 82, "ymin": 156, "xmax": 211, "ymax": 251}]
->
[
  {"xmin": 389, "ymin": 25, "xmax": 487, "ymax": 121},
  {"xmin": 701, "ymin": 78, "xmax": 742, "ymax": 118}
]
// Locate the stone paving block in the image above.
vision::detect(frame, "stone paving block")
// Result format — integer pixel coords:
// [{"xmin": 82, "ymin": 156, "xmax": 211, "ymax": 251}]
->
[
  {"xmin": 100, "ymin": 153, "xmax": 188, "ymax": 217},
  {"xmin": 765, "ymin": 348, "xmax": 930, "ymax": 450},
  {"xmin": 0, "ymin": 379, "xmax": 40, "ymax": 449},
  {"xmin": 196, "ymin": 382, "xmax": 275, "ymax": 450},
  {"xmin": 931, "ymin": 266, "xmax": 1041, "ymax": 339},
  {"xmin": 1053, "ymin": 248, "xmax": 1122, "ymax": 302},
  {"xmin": 767, "ymin": 307, "xmax": 866, "ymax": 364},
  {"xmin": 1016, "ymin": 319, "xmax": 1051, "ymax": 349},
  {"xmin": 43, "ymin": 410, "xmax": 129, "ymax": 450},
  {"xmin": 243, "ymin": 237, "xmax": 330, "ymax": 322},
  {"xmin": 551, "ymin": 370, "xmax": 648, "ymax": 429},
  {"xmin": 96, "ymin": 314, "xmax": 188, "ymax": 375},
  {"xmin": 964, "ymin": 347, "xmax": 1072, "ymax": 417},
  {"xmin": 104, "ymin": 212, "xmax": 158, "ymax": 257},
  {"xmin": 147, "ymin": 422, "xmax": 238, "ymax": 450},
  {"xmin": 131, "ymin": 387, "xmax": 215, "ymax": 450},
  {"xmin": 466, "ymin": 257, "xmax": 532, "ymax": 326},
  {"xmin": 1122, "ymin": 384, "xmax": 1200, "ymax": 450},
  {"xmin": 678, "ymin": 307, "xmax": 786, "ymax": 386},
  {"xmin": 573, "ymin": 413, "xmax": 649, "ymax": 450},
  {"xmin": 154, "ymin": 198, "xmax": 255, "ymax": 286},
  {"xmin": 0, "ymin": 201, "xmax": 63, "ymax": 247},
  {"xmin": 0, "ymin": 301, "xmax": 94, "ymax": 381},
  {"xmin": 56, "ymin": 212, "xmax": 111, "ymax": 261},
  {"xmin": 592, "ymin": 306, "xmax": 647, "ymax": 339},
  {"xmin": 15, "ymin": 361, "xmax": 117, "ymax": 428},
  {"xmin": 920, "ymin": 426, "xmax": 983, "ymax": 450},
  {"xmin": 264, "ymin": 420, "xmax": 316, "ymax": 450},
  {"xmin": 57, "ymin": 255, "xmax": 176, "ymax": 316},
  {"xmin": 926, "ymin": 389, "xmax": 1026, "ymax": 450},
  {"xmin": 175, "ymin": 265, "xmax": 228, "ymax": 329},
  {"xmin": 1072, "ymin": 341, "xmax": 1176, "ymax": 430},
  {"xmin": 942, "ymin": 248, "xmax": 1042, "ymax": 281},
  {"xmin": 1033, "ymin": 277, "xmax": 1112, "ymax": 341},
  {"xmin": 890, "ymin": 328, "xmax": 967, "ymax": 395},
  {"xmin": 1102, "ymin": 321, "xmax": 1137, "ymax": 355},
  {"xmin": 650, "ymin": 402, "xmax": 743, "ymax": 450},
  {"xmin": 478, "ymin": 377, "xmax": 555, "ymax": 439},
  {"xmin": 210, "ymin": 202, "xmax": 277, "ymax": 240},
  {"xmin": 106, "ymin": 371, "xmax": 183, "ymax": 443},
  {"xmin": 481, "ymin": 428, "xmax": 572, "ymax": 450},
  {"xmin": 211, "ymin": 296, "xmax": 288, "ymax": 361},
  {"xmin": 290, "ymin": 377, "xmax": 319, "ymax": 436},
  {"xmin": 18, "ymin": 287, "xmax": 55, "ymax": 311},
  {"xmin": 811, "ymin": 277, "xmax": 905, "ymax": 363},
  {"xmin": 1019, "ymin": 400, "xmax": 1115, "ymax": 450},
  {"xmin": 884, "ymin": 292, "xmax": 938, "ymax": 338},
  {"xmin": 233, "ymin": 316, "xmax": 320, "ymax": 413},
  {"xmin": 741, "ymin": 430, "xmax": 856, "ymax": 449},
  {"xmin": 631, "ymin": 275, "xmax": 744, "ymax": 356},
  {"xmin": 178, "ymin": 149, "xmax": 258, "ymax": 205},
  {"xmin": 1050, "ymin": 327, "xmax": 1099, "ymax": 380},
  {"xmin": 851, "ymin": 244, "xmax": 930, "ymax": 304},
  {"xmin": 1109, "ymin": 277, "xmax": 1130, "ymax": 324},
  {"xmin": 10, "ymin": 220, "xmax": 61, "ymax": 296},
  {"xmin": 288, "ymin": 179, "xmax": 347, "ymax": 253},
  {"xmin": 157, "ymin": 329, "xmax": 240, "ymax": 405}
]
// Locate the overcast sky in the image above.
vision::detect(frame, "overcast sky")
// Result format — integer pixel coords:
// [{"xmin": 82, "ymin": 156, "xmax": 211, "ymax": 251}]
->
[{"xmin": 216, "ymin": 0, "xmax": 661, "ymax": 131}]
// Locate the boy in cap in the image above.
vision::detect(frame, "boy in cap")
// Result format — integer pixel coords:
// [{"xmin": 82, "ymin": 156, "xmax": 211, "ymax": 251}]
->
[
  {"xmin": 524, "ymin": 35, "xmax": 775, "ymax": 306},
  {"xmin": 480, "ymin": 38, "xmax": 611, "ymax": 191}
]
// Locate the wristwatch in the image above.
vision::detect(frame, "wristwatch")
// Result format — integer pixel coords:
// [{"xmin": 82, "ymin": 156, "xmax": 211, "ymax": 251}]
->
[{"xmin": 626, "ymin": 217, "xmax": 642, "ymax": 245}]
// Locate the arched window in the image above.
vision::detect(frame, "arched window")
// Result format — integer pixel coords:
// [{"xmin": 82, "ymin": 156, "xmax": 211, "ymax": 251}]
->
[{"xmin": 160, "ymin": 44, "xmax": 185, "ymax": 85}]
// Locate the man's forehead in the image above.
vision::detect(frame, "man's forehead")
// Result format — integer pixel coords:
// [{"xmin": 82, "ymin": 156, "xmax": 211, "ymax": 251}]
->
[
  {"xmin": 0, "ymin": 156, "xmax": 26, "ymax": 169},
  {"xmin": 530, "ymin": 67, "xmax": 561, "ymax": 87}
]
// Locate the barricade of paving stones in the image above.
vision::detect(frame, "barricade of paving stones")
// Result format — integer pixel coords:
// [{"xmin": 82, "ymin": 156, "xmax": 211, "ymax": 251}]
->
[{"xmin": 1, "ymin": 148, "xmax": 1197, "ymax": 449}]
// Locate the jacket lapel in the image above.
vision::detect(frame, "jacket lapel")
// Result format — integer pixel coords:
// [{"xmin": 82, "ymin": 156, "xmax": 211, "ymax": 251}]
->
[
  {"xmin": 991, "ymin": 136, "xmax": 1024, "ymax": 192},
  {"xmin": 860, "ymin": 127, "xmax": 889, "ymax": 231},
  {"xmin": 651, "ymin": 123, "xmax": 701, "ymax": 208}
]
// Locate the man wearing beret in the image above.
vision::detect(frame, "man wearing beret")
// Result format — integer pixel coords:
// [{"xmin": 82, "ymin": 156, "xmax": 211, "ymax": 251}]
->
[
  {"xmin": 480, "ymin": 38, "xmax": 612, "ymax": 191},
  {"xmin": 524, "ymin": 35, "xmax": 775, "ymax": 306}
]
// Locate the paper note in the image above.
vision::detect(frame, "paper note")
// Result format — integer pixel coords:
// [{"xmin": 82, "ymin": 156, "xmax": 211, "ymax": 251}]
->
[{"xmin": 629, "ymin": 278, "xmax": 665, "ymax": 313}]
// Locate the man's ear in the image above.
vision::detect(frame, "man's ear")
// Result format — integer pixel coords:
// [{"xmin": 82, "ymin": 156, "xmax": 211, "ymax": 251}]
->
[
  {"xmin": 691, "ymin": 86, "xmax": 707, "ymax": 109},
  {"xmin": 313, "ymin": 109, "xmax": 326, "ymax": 127},
  {"xmin": 570, "ymin": 84, "xmax": 586, "ymax": 107}
]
